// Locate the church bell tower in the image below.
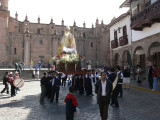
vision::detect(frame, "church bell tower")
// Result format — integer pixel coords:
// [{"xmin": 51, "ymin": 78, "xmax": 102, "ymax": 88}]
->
[
  {"xmin": 0, "ymin": 0, "xmax": 10, "ymax": 66},
  {"xmin": 0, "ymin": 0, "xmax": 8, "ymax": 10}
]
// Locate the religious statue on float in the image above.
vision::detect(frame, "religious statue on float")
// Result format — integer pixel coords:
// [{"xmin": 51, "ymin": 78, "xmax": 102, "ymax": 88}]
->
[
  {"xmin": 52, "ymin": 25, "xmax": 83, "ymax": 71},
  {"xmin": 57, "ymin": 26, "xmax": 77, "ymax": 55}
]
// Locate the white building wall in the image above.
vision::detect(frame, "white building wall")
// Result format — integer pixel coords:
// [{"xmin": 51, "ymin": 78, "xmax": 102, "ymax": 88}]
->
[
  {"xmin": 110, "ymin": 15, "xmax": 131, "ymax": 49},
  {"xmin": 132, "ymin": 23, "xmax": 160, "ymax": 42}
]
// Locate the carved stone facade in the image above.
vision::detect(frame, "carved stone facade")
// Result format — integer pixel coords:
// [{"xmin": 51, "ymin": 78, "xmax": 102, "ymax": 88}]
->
[{"xmin": 0, "ymin": 0, "xmax": 110, "ymax": 68}]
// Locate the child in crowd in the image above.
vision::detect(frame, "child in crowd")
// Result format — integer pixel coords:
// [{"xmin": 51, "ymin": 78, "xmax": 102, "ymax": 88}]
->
[{"xmin": 64, "ymin": 86, "xmax": 78, "ymax": 120}]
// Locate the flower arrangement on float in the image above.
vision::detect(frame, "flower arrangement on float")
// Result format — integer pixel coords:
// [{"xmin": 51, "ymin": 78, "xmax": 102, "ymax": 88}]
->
[{"xmin": 52, "ymin": 54, "xmax": 84, "ymax": 65}]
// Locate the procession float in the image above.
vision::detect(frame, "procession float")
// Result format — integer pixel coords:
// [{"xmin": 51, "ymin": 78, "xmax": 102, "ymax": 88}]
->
[{"xmin": 51, "ymin": 26, "xmax": 85, "ymax": 75}]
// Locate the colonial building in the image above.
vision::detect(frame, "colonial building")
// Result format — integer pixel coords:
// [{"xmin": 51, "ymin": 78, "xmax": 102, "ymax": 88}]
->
[
  {"xmin": 117, "ymin": 0, "xmax": 160, "ymax": 76},
  {"xmin": 108, "ymin": 11, "xmax": 132, "ymax": 68},
  {"xmin": 0, "ymin": 0, "xmax": 110, "ymax": 68}
]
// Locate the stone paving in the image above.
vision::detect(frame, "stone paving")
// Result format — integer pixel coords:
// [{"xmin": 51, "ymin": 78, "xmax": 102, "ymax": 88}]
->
[{"xmin": 0, "ymin": 80, "xmax": 160, "ymax": 120}]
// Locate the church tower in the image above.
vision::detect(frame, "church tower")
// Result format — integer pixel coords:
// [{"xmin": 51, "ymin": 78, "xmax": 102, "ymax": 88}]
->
[
  {"xmin": 0, "ymin": 0, "xmax": 10, "ymax": 66},
  {"xmin": 0, "ymin": 0, "xmax": 8, "ymax": 10}
]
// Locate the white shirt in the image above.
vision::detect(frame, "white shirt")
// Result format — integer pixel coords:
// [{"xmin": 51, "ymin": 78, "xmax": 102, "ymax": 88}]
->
[
  {"xmin": 101, "ymin": 80, "xmax": 106, "ymax": 96},
  {"xmin": 61, "ymin": 73, "xmax": 66, "ymax": 78},
  {"xmin": 117, "ymin": 71, "xmax": 123, "ymax": 79},
  {"xmin": 117, "ymin": 71, "xmax": 123, "ymax": 84},
  {"xmin": 52, "ymin": 76, "xmax": 58, "ymax": 85},
  {"xmin": 85, "ymin": 74, "xmax": 91, "ymax": 79},
  {"xmin": 52, "ymin": 78, "xmax": 55, "ymax": 85}
]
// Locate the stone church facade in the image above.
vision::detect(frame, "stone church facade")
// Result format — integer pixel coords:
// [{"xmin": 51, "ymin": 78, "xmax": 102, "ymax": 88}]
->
[{"xmin": 0, "ymin": 0, "xmax": 110, "ymax": 68}]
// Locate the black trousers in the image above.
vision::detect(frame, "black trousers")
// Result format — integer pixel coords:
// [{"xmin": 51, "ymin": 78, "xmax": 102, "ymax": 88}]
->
[
  {"xmin": 66, "ymin": 112, "xmax": 74, "ymax": 120},
  {"xmin": 99, "ymin": 96, "xmax": 109, "ymax": 120},
  {"xmin": 40, "ymin": 85, "xmax": 46, "ymax": 103},
  {"xmin": 148, "ymin": 77, "xmax": 153, "ymax": 89},
  {"xmin": 1, "ymin": 84, "xmax": 9, "ymax": 94},
  {"xmin": 85, "ymin": 83, "xmax": 92, "ymax": 95},
  {"xmin": 62, "ymin": 78, "xmax": 66, "ymax": 87},
  {"xmin": 47, "ymin": 84, "xmax": 52, "ymax": 98},
  {"xmin": 50, "ymin": 86, "xmax": 60, "ymax": 102},
  {"xmin": 117, "ymin": 84, "xmax": 123, "ymax": 97},
  {"xmin": 111, "ymin": 89, "xmax": 119, "ymax": 107},
  {"xmin": 11, "ymin": 85, "xmax": 16, "ymax": 96}
]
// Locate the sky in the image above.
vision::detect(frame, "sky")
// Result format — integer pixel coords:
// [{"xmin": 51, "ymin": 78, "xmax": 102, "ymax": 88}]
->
[{"xmin": 8, "ymin": 0, "xmax": 129, "ymax": 28}]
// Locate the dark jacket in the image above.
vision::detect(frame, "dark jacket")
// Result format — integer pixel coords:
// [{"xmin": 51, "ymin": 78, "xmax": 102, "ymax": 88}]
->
[
  {"xmin": 123, "ymin": 68, "xmax": 130, "ymax": 77},
  {"xmin": 40, "ymin": 76, "xmax": 48, "ymax": 86},
  {"xmin": 95, "ymin": 79, "xmax": 112, "ymax": 105},
  {"xmin": 148, "ymin": 66, "xmax": 153, "ymax": 78},
  {"xmin": 53, "ymin": 76, "xmax": 61, "ymax": 87},
  {"xmin": 108, "ymin": 72, "xmax": 117, "ymax": 83},
  {"xmin": 3, "ymin": 74, "xmax": 9, "ymax": 85}
]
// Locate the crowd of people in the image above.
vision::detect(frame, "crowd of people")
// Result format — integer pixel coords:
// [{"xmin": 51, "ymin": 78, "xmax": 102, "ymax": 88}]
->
[
  {"xmin": 39, "ymin": 66, "xmax": 129, "ymax": 120},
  {"xmin": 1, "ymin": 61, "xmax": 158, "ymax": 120},
  {"xmin": 1, "ymin": 71, "xmax": 21, "ymax": 97}
]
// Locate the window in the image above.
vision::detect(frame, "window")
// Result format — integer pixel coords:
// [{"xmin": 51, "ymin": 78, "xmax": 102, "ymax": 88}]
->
[
  {"xmin": 114, "ymin": 30, "xmax": 117, "ymax": 40},
  {"xmin": 123, "ymin": 26, "xmax": 127, "ymax": 36},
  {"xmin": 37, "ymin": 29, "xmax": 40, "ymax": 34},
  {"xmin": 61, "ymin": 31, "xmax": 64, "ymax": 36},
  {"xmin": 14, "ymin": 48, "xmax": 16, "ymax": 55},
  {"xmin": 54, "ymin": 30, "xmax": 56, "ymax": 35},
  {"xmin": 40, "ymin": 40, "xmax": 43, "ymax": 45},
  {"xmin": 91, "ymin": 42, "xmax": 93, "ymax": 47},
  {"xmin": 83, "ymin": 32, "xmax": 86, "ymax": 38}
]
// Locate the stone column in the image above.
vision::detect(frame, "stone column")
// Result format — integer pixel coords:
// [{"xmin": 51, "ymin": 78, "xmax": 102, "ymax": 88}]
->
[{"xmin": 24, "ymin": 34, "xmax": 31, "ymax": 68}]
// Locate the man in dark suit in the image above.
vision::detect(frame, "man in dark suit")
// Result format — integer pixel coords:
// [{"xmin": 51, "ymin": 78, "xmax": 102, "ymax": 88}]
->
[
  {"xmin": 95, "ymin": 72, "xmax": 112, "ymax": 120},
  {"xmin": 148, "ymin": 62, "xmax": 153, "ymax": 89},
  {"xmin": 50, "ymin": 72, "xmax": 61, "ymax": 103}
]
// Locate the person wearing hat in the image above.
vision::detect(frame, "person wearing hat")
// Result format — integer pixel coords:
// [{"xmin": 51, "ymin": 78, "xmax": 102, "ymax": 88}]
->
[
  {"xmin": 50, "ymin": 72, "xmax": 61, "ymax": 103},
  {"xmin": 8, "ymin": 72, "xmax": 16, "ymax": 97},
  {"xmin": 46, "ymin": 71, "xmax": 54, "ymax": 99},
  {"xmin": 85, "ymin": 70, "xmax": 93, "ymax": 96}
]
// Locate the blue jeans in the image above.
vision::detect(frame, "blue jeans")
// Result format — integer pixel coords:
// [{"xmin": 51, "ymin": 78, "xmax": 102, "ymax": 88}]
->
[
  {"xmin": 39, "ymin": 66, "xmax": 41, "ymax": 70},
  {"xmin": 153, "ymin": 77, "xmax": 158, "ymax": 90}
]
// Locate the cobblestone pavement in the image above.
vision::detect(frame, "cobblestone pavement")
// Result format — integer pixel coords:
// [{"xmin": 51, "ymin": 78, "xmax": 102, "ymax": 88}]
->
[{"xmin": 0, "ymin": 80, "xmax": 160, "ymax": 120}]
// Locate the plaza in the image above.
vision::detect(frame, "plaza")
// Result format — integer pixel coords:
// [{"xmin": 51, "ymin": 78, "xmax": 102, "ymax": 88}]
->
[
  {"xmin": 0, "ymin": 79, "xmax": 160, "ymax": 120},
  {"xmin": 0, "ymin": 0, "xmax": 160, "ymax": 119}
]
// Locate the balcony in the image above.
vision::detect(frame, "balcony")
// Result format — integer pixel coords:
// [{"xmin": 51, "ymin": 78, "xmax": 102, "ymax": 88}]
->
[
  {"xmin": 119, "ymin": 35, "xmax": 128, "ymax": 46},
  {"xmin": 111, "ymin": 39, "xmax": 118, "ymax": 49},
  {"xmin": 131, "ymin": 0, "xmax": 160, "ymax": 30}
]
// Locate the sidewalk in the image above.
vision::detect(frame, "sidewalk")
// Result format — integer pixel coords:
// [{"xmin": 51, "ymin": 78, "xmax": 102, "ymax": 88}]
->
[{"xmin": 130, "ymin": 78, "xmax": 160, "ymax": 94}]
